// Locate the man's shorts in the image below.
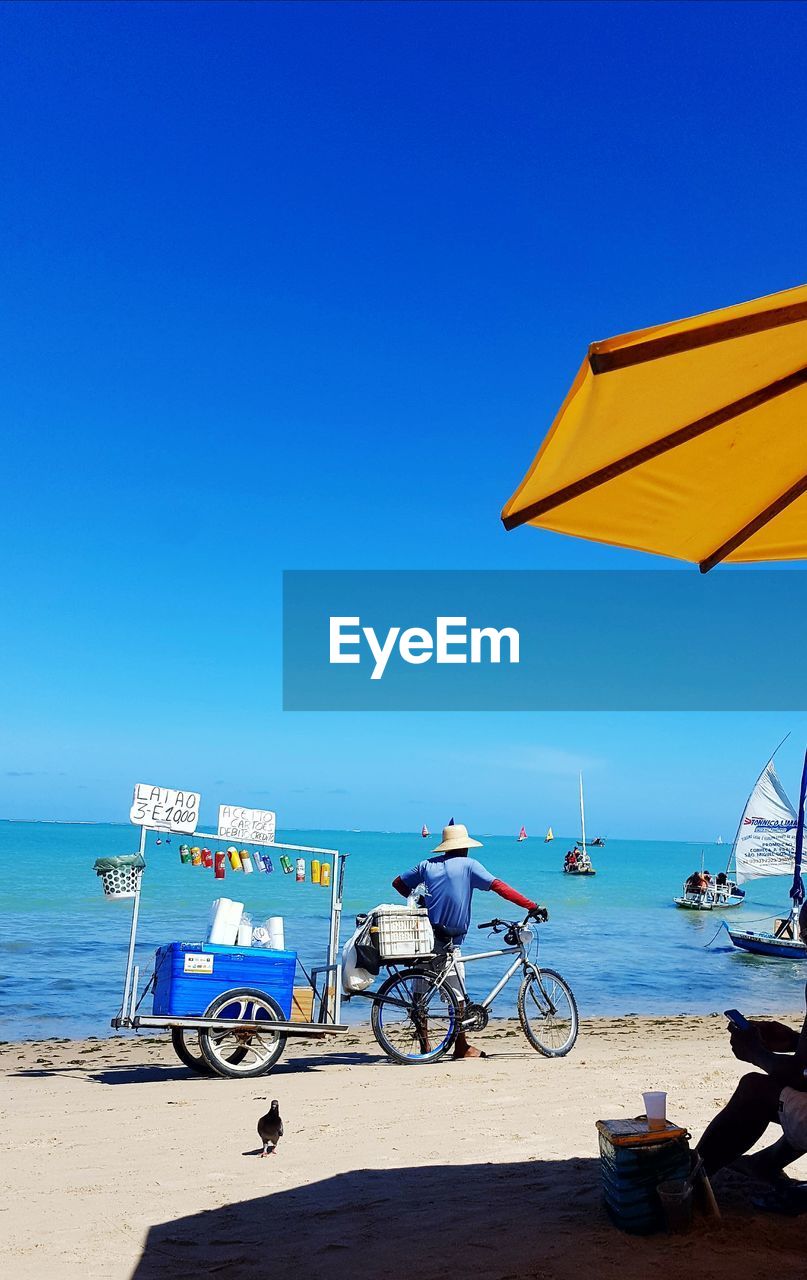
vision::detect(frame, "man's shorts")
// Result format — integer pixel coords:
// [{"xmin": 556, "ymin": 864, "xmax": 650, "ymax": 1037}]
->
[{"xmin": 779, "ymin": 1086, "xmax": 807, "ymax": 1150}]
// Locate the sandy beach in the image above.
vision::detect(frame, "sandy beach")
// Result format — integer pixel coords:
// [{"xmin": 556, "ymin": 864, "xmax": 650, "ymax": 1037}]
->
[{"xmin": 2, "ymin": 1014, "xmax": 805, "ymax": 1280}]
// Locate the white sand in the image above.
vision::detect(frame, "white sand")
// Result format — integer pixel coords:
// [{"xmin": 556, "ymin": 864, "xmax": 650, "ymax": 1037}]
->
[{"xmin": 1, "ymin": 1016, "xmax": 805, "ymax": 1280}]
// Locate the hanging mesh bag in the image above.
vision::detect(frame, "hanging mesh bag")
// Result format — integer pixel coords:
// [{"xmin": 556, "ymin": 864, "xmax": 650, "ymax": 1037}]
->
[{"xmin": 93, "ymin": 853, "xmax": 146, "ymax": 900}]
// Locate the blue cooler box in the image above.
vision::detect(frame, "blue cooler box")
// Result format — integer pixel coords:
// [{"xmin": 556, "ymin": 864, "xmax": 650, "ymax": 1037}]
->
[{"xmin": 152, "ymin": 942, "xmax": 297, "ymax": 1019}]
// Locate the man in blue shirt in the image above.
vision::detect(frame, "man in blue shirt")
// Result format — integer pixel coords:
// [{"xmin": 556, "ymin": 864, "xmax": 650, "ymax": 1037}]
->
[{"xmin": 393, "ymin": 822, "xmax": 544, "ymax": 1059}]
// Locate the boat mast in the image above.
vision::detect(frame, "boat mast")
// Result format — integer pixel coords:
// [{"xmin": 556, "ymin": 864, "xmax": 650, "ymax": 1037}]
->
[
  {"xmin": 579, "ymin": 773, "xmax": 587, "ymax": 858},
  {"xmin": 789, "ymin": 748, "xmax": 807, "ymax": 924}
]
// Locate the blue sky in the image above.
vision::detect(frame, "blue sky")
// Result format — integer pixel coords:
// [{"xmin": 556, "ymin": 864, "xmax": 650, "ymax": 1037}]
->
[{"xmin": 1, "ymin": 1, "xmax": 805, "ymax": 835}]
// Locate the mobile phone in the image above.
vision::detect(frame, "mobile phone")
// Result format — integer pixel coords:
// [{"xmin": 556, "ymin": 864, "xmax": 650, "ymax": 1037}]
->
[{"xmin": 724, "ymin": 1008, "xmax": 750, "ymax": 1031}]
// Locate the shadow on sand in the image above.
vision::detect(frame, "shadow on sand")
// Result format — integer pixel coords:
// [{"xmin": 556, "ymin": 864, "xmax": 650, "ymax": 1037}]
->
[
  {"xmin": 9, "ymin": 1048, "xmax": 384, "ymax": 1085},
  {"xmin": 129, "ymin": 1156, "xmax": 805, "ymax": 1280}
]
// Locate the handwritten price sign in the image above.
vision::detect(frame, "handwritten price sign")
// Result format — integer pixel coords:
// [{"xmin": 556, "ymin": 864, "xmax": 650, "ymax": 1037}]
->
[
  {"xmin": 217, "ymin": 804, "xmax": 276, "ymax": 846},
  {"xmin": 130, "ymin": 783, "xmax": 200, "ymax": 833}
]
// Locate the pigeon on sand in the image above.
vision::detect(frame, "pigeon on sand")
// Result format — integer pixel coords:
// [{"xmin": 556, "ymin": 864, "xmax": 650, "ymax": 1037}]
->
[{"xmin": 258, "ymin": 1100, "xmax": 283, "ymax": 1156}]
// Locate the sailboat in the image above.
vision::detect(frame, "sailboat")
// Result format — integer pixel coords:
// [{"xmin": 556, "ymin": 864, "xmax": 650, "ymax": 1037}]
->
[
  {"xmin": 517, "ymin": 826, "xmax": 528, "ymax": 842},
  {"xmin": 563, "ymin": 774, "xmax": 597, "ymax": 875},
  {"xmin": 421, "ymin": 824, "xmax": 430, "ymax": 838},
  {"xmin": 544, "ymin": 827, "xmax": 554, "ymax": 842},
  {"xmin": 727, "ymin": 750, "xmax": 806, "ymax": 958}
]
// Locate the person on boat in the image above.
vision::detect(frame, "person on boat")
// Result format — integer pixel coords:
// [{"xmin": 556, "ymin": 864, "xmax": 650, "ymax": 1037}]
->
[
  {"xmin": 392, "ymin": 823, "xmax": 546, "ymax": 1060},
  {"xmin": 695, "ymin": 901, "xmax": 807, "ymax": 1194}
]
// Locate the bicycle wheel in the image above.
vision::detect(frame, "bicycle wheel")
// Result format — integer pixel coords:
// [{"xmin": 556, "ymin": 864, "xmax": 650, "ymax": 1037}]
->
[
  {"xmin": 518, "ymin": 968, "xmax": 579, "ymax": 1057},
  {"xmin": 198, "ymin": 988, "xmax": 288, "ymax": 1078},
  {"xmin": 371, "ymin": 967, "xmax": 459, "ymax": 1065},
  {"xmin": 170, "ymin": 1027, "xmax": 247, "ymax": 1075}
]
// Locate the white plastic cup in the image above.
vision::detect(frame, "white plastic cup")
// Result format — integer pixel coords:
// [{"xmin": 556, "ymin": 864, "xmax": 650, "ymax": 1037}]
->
[
  {"xmin": 643, "ymin": 1091, "xmax": 667, "ymax": 1130},
  {"xmin": 267, "ymin": 916, "xmax": 285, "ymax": 950},
  {"xmin": 207, "ymin": 898, "xmax": 245, "ymax": 945}
]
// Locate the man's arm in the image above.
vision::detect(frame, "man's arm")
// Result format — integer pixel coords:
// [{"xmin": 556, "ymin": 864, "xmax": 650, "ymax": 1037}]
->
[
  {"xmin": 490, "ymin": 879, "xmax": 537, "ymax": 912},
  {"xmin": 732, "ymin": 1012, "xmax": 807, "ymax": 1087},
  {"xmin": 392, "ymin": 876, "xmax": 409, "ymax": 899}
]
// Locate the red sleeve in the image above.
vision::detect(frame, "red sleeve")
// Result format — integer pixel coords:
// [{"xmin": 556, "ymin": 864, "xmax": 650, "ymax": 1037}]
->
[
  {"xmin": 491, "ymin": 879, "xmax": 536, "ymax": 911},
  {"xmin": 392, "ymin": 876, "xmax": 410, "ymax": 899}
]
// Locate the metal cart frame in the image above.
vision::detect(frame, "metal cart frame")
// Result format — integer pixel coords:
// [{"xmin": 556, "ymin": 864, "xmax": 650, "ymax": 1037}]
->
[{"xmin": 109, "ymin": 823, "xmax": 350, "ymax": 1073}]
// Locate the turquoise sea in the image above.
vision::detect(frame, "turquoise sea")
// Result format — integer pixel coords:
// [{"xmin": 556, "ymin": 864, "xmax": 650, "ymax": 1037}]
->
[{"xmin": 1, "ymin": 821, "xmax": 804, "ymax": 1041}]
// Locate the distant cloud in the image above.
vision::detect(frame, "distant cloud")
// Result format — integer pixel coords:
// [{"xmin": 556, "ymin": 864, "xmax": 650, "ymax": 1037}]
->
[
  {"xmin": 5, "ymin": 770, "xmax": 39, "ymax": 777},
  {"xmin": 327, "ymin": 788, "xmax": 348, "ymax": 795}
]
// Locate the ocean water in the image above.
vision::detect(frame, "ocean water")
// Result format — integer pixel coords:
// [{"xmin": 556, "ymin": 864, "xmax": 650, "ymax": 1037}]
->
[{"xmin": 0, "ymin": 821, "xmax": 804, "ymax": 1041}]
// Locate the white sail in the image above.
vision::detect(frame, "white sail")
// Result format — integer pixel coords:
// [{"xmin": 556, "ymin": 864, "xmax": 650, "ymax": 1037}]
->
[{"xmin": 733, "ymin": 760, "xmax": 798, "ymax": 884}]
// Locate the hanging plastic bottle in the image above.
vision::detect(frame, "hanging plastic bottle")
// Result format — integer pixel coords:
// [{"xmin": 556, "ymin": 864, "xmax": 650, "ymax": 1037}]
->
[
  {"xmin": 311, "ymin": 859, "xmax": 321, "ymax": 884},
  {"xmin": 241, "ymin": 849, "xmax": 254, "ymax": 875},
  {"xmin": 295, "ymin": 857, "xmax": 306, "ymax": 882},
  {"xmin": 320, "ymin": 861, "xmax": 331, "ymax": 888},
  {"xmin": 228, "ymin": 846, "xmax": 242, "ymax": 871},
  {"xmin": 214, "ymin": 851, "xmax": 226, "ymax": 879}
]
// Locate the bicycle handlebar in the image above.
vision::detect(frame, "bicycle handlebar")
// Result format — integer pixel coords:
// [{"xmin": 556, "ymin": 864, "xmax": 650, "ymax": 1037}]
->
[{"xmin": 477, "ymin": 907, "xmax": 548, "ymax": 930}]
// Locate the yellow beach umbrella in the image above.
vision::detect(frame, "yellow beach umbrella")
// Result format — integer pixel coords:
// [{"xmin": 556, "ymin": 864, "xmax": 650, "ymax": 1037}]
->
[{"xmin": 501, "ymin": 283, "xmax": 807, "ymax": 571}]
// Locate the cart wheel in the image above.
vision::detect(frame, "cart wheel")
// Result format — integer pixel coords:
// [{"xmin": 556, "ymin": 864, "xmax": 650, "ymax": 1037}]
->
[
  {"xmin": 198, "ymin": 987, "xmax": 288, "ymax": 1079},
  {"xmin": 170, "ymin": 1028, "xmax": 248, "ymax": 1075}
]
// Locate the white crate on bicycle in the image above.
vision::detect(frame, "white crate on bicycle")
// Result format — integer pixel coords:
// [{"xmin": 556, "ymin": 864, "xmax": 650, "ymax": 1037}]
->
[{"xmin": 372, "ymin": 906, "xmax": 434, "ymax": 960}]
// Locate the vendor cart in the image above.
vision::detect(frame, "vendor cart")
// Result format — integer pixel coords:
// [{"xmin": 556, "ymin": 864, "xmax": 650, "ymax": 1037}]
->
[{"xmin": 106, "ymin": 803, "xmax": 350, "ymax": 1078}]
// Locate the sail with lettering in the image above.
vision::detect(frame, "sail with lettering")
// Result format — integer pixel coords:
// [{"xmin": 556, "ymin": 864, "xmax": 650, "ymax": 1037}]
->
[
  {"xmin": 733, "ymin": 760, "xmax": 798, "ymax": 883},
  {"xmin": 728, "ymin": 749, "xmax": 807, "ymax": 957}
]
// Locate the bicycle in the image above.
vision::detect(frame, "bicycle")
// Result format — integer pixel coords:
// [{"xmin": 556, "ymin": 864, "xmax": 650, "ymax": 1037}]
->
[{"xmin": 369, "ymin": 910, "xmax": 579, "ymax": 1065}]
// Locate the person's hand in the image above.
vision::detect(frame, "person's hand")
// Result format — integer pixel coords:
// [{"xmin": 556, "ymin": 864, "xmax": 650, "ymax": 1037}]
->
[
  {"xmin": 729, "ymin": 1025, "xmax": 762, "ymax": 1064},
  {"xmin": 755, "ymin": 1020, "xmax": 799, "ymax": 1053},
  {"xmin": 530, "ymin": 905, "xmax": 549, "ymax": 922}
]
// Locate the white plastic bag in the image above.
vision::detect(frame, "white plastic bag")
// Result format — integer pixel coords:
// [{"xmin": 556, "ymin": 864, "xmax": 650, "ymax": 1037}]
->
[{"xmin": 341, "ymin": 923, "xmax": 375, "ymax": 995}]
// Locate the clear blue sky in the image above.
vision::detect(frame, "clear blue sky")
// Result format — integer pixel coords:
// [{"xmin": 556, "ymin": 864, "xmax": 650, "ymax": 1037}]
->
[{"xmin": 1, "ymin": 1, "xmax": 805, "ymax": 835}]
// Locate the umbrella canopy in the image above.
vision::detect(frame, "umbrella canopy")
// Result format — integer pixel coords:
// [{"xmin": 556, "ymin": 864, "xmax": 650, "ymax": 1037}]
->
[{"xmin": 501, "ymin": 284, "xmax": 807, "ymax": 571}]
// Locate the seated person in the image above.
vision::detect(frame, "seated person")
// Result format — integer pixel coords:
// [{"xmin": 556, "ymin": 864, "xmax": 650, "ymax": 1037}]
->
[{"xmin": 696, "ymin": 902, "xmax": 807, "ymax": 1189}]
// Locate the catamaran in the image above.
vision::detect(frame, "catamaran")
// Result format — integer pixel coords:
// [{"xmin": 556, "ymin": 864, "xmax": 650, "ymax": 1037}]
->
[
  {"xmin": 517, "ymin": 825, "xmax": 528, "ymax": 842},
  {"xmin": 563, "ymin": 774, "xmax": 597, "ymax": 875},
  {"xmin": 726, "ymin": 750, "xmax": 806, "ymax": 958},
  {"xmin": 673, "ymin": 848, "xmax": 745, "ymax": 911}
]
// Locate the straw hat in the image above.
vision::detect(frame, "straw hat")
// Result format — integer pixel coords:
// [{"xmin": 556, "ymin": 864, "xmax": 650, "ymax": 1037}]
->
[{"xmin": 433, "ymin": 822, "xmax": 482, "ymax": 853}]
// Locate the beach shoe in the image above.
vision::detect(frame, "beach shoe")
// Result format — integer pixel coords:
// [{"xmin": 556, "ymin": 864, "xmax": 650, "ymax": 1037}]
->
[{"xmin": 752, "ymin": 1181, "xmax": 807, "ymax": 1216}]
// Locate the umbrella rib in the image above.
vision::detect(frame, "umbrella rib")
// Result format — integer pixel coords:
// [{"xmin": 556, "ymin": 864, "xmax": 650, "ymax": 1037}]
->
[
  {"xmin": 589, "ymin": 299, "xmax": 807, "ymax": 374},
  {"xmin": 698, "ymin": 474, "xmax": 807, "ymax": 573},
  {"xmin": 502, "ymin": 366, "xmax": 807, "ymax": 531}
]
